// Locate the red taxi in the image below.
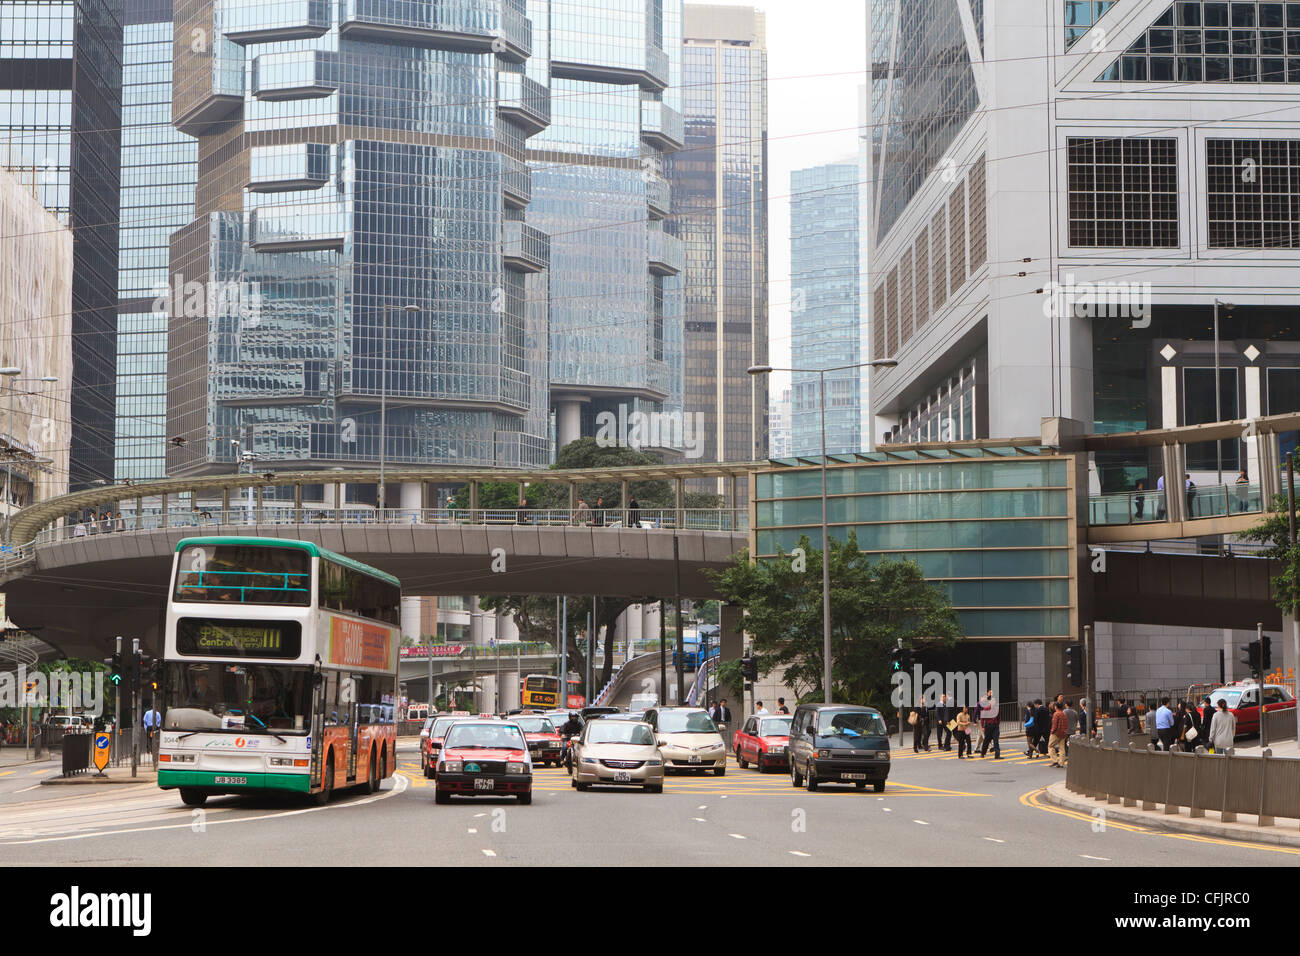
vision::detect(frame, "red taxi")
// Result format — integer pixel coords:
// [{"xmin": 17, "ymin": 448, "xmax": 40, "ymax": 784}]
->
[
  {"xmin": 511, "ymin": 714, "xmax": 564, "ymax": 767},
  {"xmin": 733, "ymin": 713, "xmax": 793, "ymax": 772},
  {"xmin": 434, "ymin": 720, "xmax": 533, "ymax": 805},
  {"xmin": 1208, "ymin": 682, "xmax": 1296, "ymax": 737},
  {"xmin": 421, "ymin": 715, "xmax": 466, "ymax": 778}
]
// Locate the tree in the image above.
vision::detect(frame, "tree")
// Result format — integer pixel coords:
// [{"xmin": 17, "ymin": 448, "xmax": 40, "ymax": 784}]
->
[
  {"xmin": 709, "ymin": 534, "xmax": 963, "ymax": 708},
  {"xmin": 1241, "ymin": 495, "xmax": 1300, "ymax": 615}
]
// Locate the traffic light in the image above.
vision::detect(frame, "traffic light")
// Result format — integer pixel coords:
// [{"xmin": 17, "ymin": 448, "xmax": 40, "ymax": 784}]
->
[
  {"xmin": 109, "ymin": 651, "xmax": 123, "ymax": 687},
  {"xmin": 1261, "ymin": 636, "xmax": 1272, "ymax": 672},
  {"xmin": 740, "ymin": 656, "xmax": 758, "ymax": 681},
  {"xmin": 150, "ymin": 656, "xmax": 163, "ymax": 692},
  {"xmin": 891, "ymin": 642, "xmax": 905, "ymax": 673},
  {"xmin": 1242, "ymin": 640, "xmax": 1262, "ymax": 675},
  {"xmin": 1064, "ymin": 643, "xmax": 1084, "ymax": 687}
]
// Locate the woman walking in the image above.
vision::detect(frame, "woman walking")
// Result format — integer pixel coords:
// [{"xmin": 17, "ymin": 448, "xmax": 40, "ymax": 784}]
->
[
  {"xmin": 955, "ymin": 706, "xmax": 972, "ymax": 759},
  {"xmin": 1209, "ymin": 699, "xmax": 1237, "ymax": 754}
]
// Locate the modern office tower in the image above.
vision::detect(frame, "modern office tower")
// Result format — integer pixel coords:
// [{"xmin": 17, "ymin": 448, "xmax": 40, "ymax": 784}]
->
[
  {"xmin": 115, "ymin": 0, "xmax": 196, "ymax": 481},
  {"xmin": 865, "ymin": 0, "xmax": 1300, "ymax": 695},
  {"xmin": 767, "ymin": 385, "xmax": 791, "ymax": 458},
  {"xmin": 0, "ymin": 0, "xmax": 122, "ymax": 487},
  {"xmin": 166, "ymin": 0, "xmax": 552, "ymax": 478},
  {"xmin": 528, "ymin": 0, "xmax": 687, "ymax": 452},
  {"xmin": 672, "ymin": 3, "xmax": 767, "ymax": 471},
  {"xmin": 790, "ymin": 161, "xmax": 860, "ymax": 457},
  {"xmin": 0, "ymin": 166, "xmax": 73, "ymax": 514}
]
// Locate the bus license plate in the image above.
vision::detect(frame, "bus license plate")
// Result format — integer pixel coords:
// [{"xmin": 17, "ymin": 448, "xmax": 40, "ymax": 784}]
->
[
  {"xmin": 841, "ymin": 773, "xmax": 866, "ymax": 780},
  {"xmin": 215, "ymin": 776, "xmax": 246, "ymax": 785},
  {"xmin": 473, "ymin": 778, "xmax": 495, "ymax": 791},
  {"xmin": 613, "ymin": 771, "xmax": 631, "ymax": 783}
]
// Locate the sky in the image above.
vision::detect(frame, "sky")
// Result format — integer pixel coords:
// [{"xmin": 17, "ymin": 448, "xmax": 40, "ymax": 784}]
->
[{"xmin": 690, "ymin": 0, "xmax": 868, "ymax": 396}]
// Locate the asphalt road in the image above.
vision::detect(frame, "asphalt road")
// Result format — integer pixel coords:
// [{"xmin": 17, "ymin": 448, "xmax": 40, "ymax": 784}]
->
[{"xmin": 1, "ymin": 740, "xmax": 1297, "ymax": 866}]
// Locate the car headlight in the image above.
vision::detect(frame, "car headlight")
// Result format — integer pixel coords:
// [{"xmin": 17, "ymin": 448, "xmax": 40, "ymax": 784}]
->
[
  {"xmin": 441, "ymin": 760, "xmax": 462, "ymax": 773},
  {"xmin": 880, "ymin": 751, "xmax": 890, "ymax": 760},
  {"xmin": 706, "ymin": 743, "xmax": 723, "ymax": 751},
  {"xmin": 506, "ymin": 762, "xmax": 527, "ymax": 774},
  {"xmin": 268, "ymin": 756, "xmax": 295, "ymax": 767},
  {"xmin": 817, "ymin": 749, "xmax": 832, "ymax": 758},
  {"xmin": 582, "ymin": 757, "xmax": 598, "ymax": 765}
]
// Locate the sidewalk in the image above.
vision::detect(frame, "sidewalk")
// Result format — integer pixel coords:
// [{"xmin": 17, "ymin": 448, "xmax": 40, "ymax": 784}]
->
[
  {"xmin": 41, "ymin": 766, "xmax": 158, "ymax": 786},
  {"xmin": 1043, "ymin": 781, "xmax": 1300, "ymax": 848},
  {"xmin": 0, "ymin": 747, "xmax": 53, "ymax": 769}
]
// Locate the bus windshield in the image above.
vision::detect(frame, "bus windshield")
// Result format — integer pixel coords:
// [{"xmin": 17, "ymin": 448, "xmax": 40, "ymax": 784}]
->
[
  {"xmin": 164, "ymin": 661, "xmax": 313, "ymax": 733},
  {"xmin": 174, "ymin": 545, "xmax": 311, "ymax": 606}
]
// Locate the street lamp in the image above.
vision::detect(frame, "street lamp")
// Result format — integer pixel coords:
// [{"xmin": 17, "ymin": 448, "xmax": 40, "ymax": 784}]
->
[
  {"xmin": 748, "ymin": 359, "xmax": 898, "ymax": 704},
  {"xmin": 1213, "ymin": 299, "xmax": 1235, "ymax": 490},
  {"xmin": 377, "ymin": 303, "xmax": 420, "ymax": 513}
]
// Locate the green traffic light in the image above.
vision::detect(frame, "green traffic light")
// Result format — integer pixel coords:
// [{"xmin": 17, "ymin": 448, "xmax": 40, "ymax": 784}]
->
[{"xmin": 109, "ymin": 674, "xmax": 122, "ymax": 685}]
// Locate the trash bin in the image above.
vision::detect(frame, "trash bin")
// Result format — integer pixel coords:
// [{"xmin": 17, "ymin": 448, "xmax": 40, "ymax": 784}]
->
[{"xmin": 1099, "ymin": 717, "xmax": 1125, "ymax": 746}]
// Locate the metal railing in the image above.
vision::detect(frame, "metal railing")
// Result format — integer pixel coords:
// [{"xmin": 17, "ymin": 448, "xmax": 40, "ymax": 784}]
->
[
  {"xmin": 1066, "ymin": 733, "xmax": 1300, "ymax": 826},
  {"xmin": 1088, "ymin": 483, "xmax": 1264, "ymax": 526},
  {"xmin": 36, "ymin": 505, "xmax": 748, "ymax": 546}
]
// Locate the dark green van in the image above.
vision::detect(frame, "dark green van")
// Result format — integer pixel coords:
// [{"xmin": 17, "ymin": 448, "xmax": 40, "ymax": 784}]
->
[{"xmin": 788, "ymin": 703, "xmax": 891, "ymax": 792}]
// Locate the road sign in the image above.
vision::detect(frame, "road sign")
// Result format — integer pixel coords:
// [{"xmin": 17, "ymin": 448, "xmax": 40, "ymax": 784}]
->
[{"xmin": 93, "ymin": 733, "xmax": 111, "ymax": 772}]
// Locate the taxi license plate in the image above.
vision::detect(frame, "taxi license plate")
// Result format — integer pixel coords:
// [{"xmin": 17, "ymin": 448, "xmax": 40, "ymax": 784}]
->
[
  {"xmin": 841, "ymin": 773, "xmax": 867, "ymax": 781},
  {"xmin": 215, "ymin": 776, "xmax": 246, "ymax": 785},
  {"xmin": 689, "ymin": 755, "xmax": 701, "ymax": 764},
  {"xmin": 613, "ymin": 771, "xmax": 631, "ymax": 783},
  {"xmin": 473, "ymin": 778, "xmax": 495, "ymax": 791}
]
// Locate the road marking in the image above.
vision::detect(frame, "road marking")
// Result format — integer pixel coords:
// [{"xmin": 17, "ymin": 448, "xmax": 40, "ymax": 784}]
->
[
  {"xmin": 720, "ymin": 795, "xmax": 727, "ymax": 799},
  {"xmin": 728, "ymin": 833, "xmax": 746, "ymax": 840},
  {"xmin": 789, "ymin": 850, "xmax": 811, "ymax": 857},
  {"xmin": 482, "ymin": 849, "xmax": 496, "ymax": 858},
  {"xmin": 467, "ymin": 828, "xmax": 477, "ymax": 834},
  {"xmin": 913, "ymin": 819, "xmax": 930, "ymax": 825},
  {"xmin": 692, "ymin": 817, "xmax": 706, "ymax": 822},
  {"xmin": 697, "ymin": 805, "xmax": 707, "ymax": 810},
  {"xmin": 474, "ymin": 812, "xmax": 486, "ymax": 818},
  {"xmin": 983, "ymin": 837, "xmax": 1005, "ymax": 843},
  {"xmin": 1079, "ymin": 855, "xmax": 1110, "ymax": 861},
  {"xmin": 14, "ymin": 785, "xmax": 40, "ymax": 794},
  {"xmin": 0, "ymin": 771, "xmax": 15, "ymax": 777}
]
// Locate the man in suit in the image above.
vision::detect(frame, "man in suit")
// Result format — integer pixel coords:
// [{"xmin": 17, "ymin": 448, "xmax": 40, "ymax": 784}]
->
[
  {"xmin": 934, "ymin": 692, "xmax": 953, "ymax": 751},
  {"xmin": 710, "ymin": 699, "xmax": 732, "ymax": 727},
  {"xmin": 1035, "ymin": 700, "xmax": 1052, "ymax": 755}
]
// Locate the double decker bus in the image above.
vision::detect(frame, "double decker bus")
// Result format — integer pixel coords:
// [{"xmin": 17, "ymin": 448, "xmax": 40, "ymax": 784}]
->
[
  {"xmin": 158, "ymin": 537, "xmax": 400, "ymax": 807},
  {"xmin": 521, "ymin": 674, "xmax": 584, "ymax": 710}
]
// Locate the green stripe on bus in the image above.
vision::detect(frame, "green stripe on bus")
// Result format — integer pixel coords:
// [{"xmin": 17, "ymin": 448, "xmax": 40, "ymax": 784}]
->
[
  {"xmin": 158, "ymin": 769, "xmax": 312, "ymax": 793},
  {"xmin": 175, "ymin": 537, "xmax": 400, "ymax": 587}
]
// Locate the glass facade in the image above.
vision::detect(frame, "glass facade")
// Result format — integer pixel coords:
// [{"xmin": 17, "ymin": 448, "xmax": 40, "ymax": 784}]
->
[
  {"xmin": 116, "ymin": 0, "xmax": 196, "ymax": 480},
  {"xmin": 754, "ymin": 450, "xmax": 1075, "ymax": 639},
  {"xmin": 790, "ymin": 162, "xmax": 858, "ymax": 456},
  {"xmin": 1065, "ymin": 0, "xmax": 1115, "ymax": 48},
  {"xmin": 528, "ymin": 0, "xmax": 685, "ymax": 445},
  {"xmin": 671, "ymin": 10, "xmax": 767, "ymax": 469},
  {"xmin": 870, "ymin": 0, "xmax": 979, "ymax": 243},
  {"xmin": 0, "ymin": 0, "xmax": 122, "ymax": 486},
  {"xmin": 167, "ymin": 0, "xmax": 554, "ymax": 475}
]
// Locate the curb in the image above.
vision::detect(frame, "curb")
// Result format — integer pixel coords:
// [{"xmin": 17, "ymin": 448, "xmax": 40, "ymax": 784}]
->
[
  {"xmin": 40, "ymin": 773, "xmax": 158, "ymax": 786},
  {"xmin": 1043, "ymin": 782, "xmax": 1300, "ymax": 848}
]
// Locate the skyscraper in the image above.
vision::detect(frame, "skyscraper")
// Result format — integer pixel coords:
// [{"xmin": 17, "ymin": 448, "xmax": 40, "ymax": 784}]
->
[
  {"xmin": 673, "ymin": 2, "xmax": 767, "ymax": 471},
  {"xmin": 116, "ymin": 0, "xmax": 196, "ymax": 481},
  {"xmin": 528, "ymin": 0, "xmax": 686, "ymax": 451},
  {"xmin": 790, "ymin": 161, "xmax": 859, "ymax": 456},
  {"xmin": 166, "ymin": 0, "xmax": 552, "ymax": 478},
  {"xmin": 0, "ymin": 0, "xmax": 123, "ymax": 487}
]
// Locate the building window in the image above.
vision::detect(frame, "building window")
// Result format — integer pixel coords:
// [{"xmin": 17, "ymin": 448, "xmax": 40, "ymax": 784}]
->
[
  {"xmin": 1066, "ymin": 1, "xmax": 1117, "ymax": 48},
  {"xmin": 1183, "ymin": 366, "xmax": 1239, "ymax": 471},
  {"xmin": 1098, "ymin": 0, "xmax": 1300, "ymax": 83},
  {"xmin": 1207, "ymin": 137, "xmax": 1300, "ymax": 247},
  {"xmin": 1067, "ymin": 137, "xmax": 1179, "ymax": 247}
]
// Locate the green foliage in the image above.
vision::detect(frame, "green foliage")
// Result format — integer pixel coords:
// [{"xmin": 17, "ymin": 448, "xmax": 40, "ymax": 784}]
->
[
  {"xmin": 1241, "ymin": 494, "xmax": 1300, "ymax": 614},
  {"xmin": 708, "ymin": 534, "xmax": 963, "ymax": 707}
]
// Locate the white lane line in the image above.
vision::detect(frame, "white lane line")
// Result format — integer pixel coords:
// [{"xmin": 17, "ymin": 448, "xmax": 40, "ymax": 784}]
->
[
  {"xmin": 697, "ymin": 805, "xmax": 708, "ymax": 810},
  {"xmin": 913, "ymin": 820, "xmax": 930, "ymax": 825},
  {"xmin": 720, "ymin": 795, "xmax": 728, "ymax": 799},
  {"xmin": 789, "ymin": 850, "xmax": 811, "ymax": 858},
  {"xmin": 983, "ymin": 837, "xmax": 1005, "ymax": 844},
  {"xmin": 0, "ymin": 772, "xmax": 409, "ymax": 845},
  {"xmin": 14, "ymin": 786, "xmax": 41, "ymax": 794},
  {"xmin": 882, "ymin": 807, "xmax": 892, "ymax": 812},
  {"xmin": 467, "ymin": 828, "xmax": 477, "ymax": 834},
  {"xmin": 482, "ymin": 849, "xmax": 497, "ymax": 858},
  {"xmin": 1080, "ymin": 854, "xmax": 1110, "ymax": 862},
  {"xmin": 692, "ymin": 817, "xmax": 707, "ymax": 822},
  {"xmin": 728, "ymin": 833, "xmax": 746, "ymax": 840},
  {"xmin": 474, "ymin": 812, "xmax": 486, "ymax": 818}
]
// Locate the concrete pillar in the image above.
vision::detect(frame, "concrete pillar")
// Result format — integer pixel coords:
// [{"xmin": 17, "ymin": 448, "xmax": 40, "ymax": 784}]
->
[
  {"xmin": 623, "ymin": 604, "xmax": 644, "ymax": 644},
  {"xmin": 496, "ymin": 612, "xmax": 520, "ymax": 643},
  {"xmin": 469, "ymin": 481, "xmax": 479, "ymax": 513},
  {"xmin": 620, "ymin": 479, "xmax": 630, "ymax": 525},
  {"xmin": 400, "ymin": 481, "xmax": 421, "ymax": 521},
  {"xmin": 556, "ymin": 398, "xmax": 585, "ymax": 448},
  {"xmin": 642, "ymin": 602, "xmax": 659, "ymax": 638},
  {"xmin": 718, "ymin": 603, "xmax": 744, "ymax": 710},
  {"xmin": 1245, "ymin": 364, "xmax": 1262, "ymax": 483},
  {"xmin": 401, "ymin": 597, "xmax": 421, "ymax": 642},
  {"xmin": 1223, "ymin": 628, "xmax": 1235, "ymax": 683},
  {"xmin": 293, "ymin": 483, "xmax": 302, "ymax": 521}
]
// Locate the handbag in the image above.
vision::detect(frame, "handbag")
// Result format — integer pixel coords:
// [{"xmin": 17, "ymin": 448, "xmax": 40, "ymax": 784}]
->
[
  {"xmin": 1185, "ymin": 726, "xmax": 1198, "ymax": 742},
  {"xmin": 947, "ymin": 719, "xmax": 958, "ymax": 731},
  {"xmin": 907, "ymin": 711, "xmax": 918, "ymax": 726}
]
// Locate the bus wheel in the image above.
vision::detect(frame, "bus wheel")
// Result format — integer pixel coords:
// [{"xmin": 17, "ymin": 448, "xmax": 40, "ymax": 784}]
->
[
  {"xmin": 313, "ymin": 754, "xmax": 334, "ymax": 806},
  {"xmin": 179, "ymin": 788, "xmax": 207, "ymax": 808},
  {"xmin": 367, "ymin": 751, "xmax": 379, "ymax": 794}
]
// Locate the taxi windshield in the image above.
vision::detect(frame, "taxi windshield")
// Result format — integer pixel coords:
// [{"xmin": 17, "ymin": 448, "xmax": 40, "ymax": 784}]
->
[
  {"xmin": 817, "ymin": 711, "xmax": 886, "ymax": 737},
  {"xmin": 587, "ymin": 722, "xmax": 656, "ymax": 746},
  {"xmin": 657, "ymin": 711, "xmax": 717, "ymax": 734},
  {"xmin": 431, "ymin": 717, "xmax": 459, "ymax": 737},
  {"xmin": 445, "ymin": 723, "xmax": 525, "ymax": 750},
  {"xmin": 759, "ymin": 717, "xmax": 792, "ymax": 736},
  {"xmin": 513, "ymin": 717, "xmax": 556, "ymax": 734},
  {"xmin": 1211, "ymin": 690, "xmax": 1244, "ymax": 707}
]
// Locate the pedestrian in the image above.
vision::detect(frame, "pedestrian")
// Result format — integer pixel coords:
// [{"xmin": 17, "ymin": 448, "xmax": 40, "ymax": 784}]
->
[
  {"xmin": 1134, "ymin": 478, "xmax": 1146, "ymax": 519},
  {"xmin": 776, "ymin": 697, "xmax": 789, "ymax": 715},
  {"xmin": 1023, "ymin": 700, "xmax": 1039, "ymax": 758},
  {"xmin": 1209, "ymin": 699, "xmax": 1236, "ymax": 753},
  {"xmin": 1078, "ymin": 697, "xmax": 1091, "ymax": 737},
  {"xmin": 1199, "ymin": 696, "xmax": 1216, "ymax": 744},
  {"xmin": 978, "ymin": 690, "xmax": 1001, "ymax": 758},
  {"xmin": 143, "ymin": 704, "xmax": 161, "ymax": 742},
  {"xmin": 1155, "ymin": 697, "xmax": 1176, "ymax": 751},
  {"xmin": 755, "ymin": 700, "xmax": 768, "ymax": 715},
  {"xmin": 73, "ymin": 519, "xmax": 87, "ymax": 538},
  {"xmin": 627, "ymin": 496, "xmax": 641, "ymax": 528},
  {"xmin": 575, "ymin": 497, "xmax": 590, "ymax": 525},
  {"xmin": 1185, "ymin": 473, "xmax": 1197, "ymax": 517},
  {"xmin": 910, "ymin": 698, "xmax": 929, "ymax": 752},
  {"xmin": 1035, "ymin": 699, "xmax": 1051, "ymax": 755},
  {"xmin": 1127, "ymin": 702, "xmax": 1143, "ymax": 736},
  {"xmin": 1174, "ymin": 700, "xmax": 1194, "ymax": 751},
  {"xmin": 1235, "ymin": 469, "xmax": 1250, "ymax": 512},
  {"xmin": 935, "ymin": 692, "xmax": 953, "ymax": 751},
  {"xmin": 955, "ymin": 706, "xmax": 972, "ymax": 758},
  {"xmin": 1064, "ymin": 699, "xmax": 1079, "ymax": 755},
  {"xmin": 711, "ymin": 698, "xmax": 732, "ymax": 726},
  {"xmin": 1156, "ymin": 473, "xmax": 1167, "ymax": 518},
  {"xmin": 593, "ymin": 496, "xmax": 606, "ymax": 528},
  {"xmin": 1048, "ymin": 701, "xmax": 1069, "ymax": 767},
  {"xmin": 516, "ymin": 496, "xmax": 529, "ymax": 525}
]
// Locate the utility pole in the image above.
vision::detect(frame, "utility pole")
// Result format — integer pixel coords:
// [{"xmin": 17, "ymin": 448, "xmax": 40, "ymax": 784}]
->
[
  {"xmin": 114, "ymin": 636, "xmax": 122, "ymax": 767},
  {"xmin": 426, "ymin": 632, "xmax": 433, "ymax": 712},
  {"xmin": 1258, "ymin": 621, "xmax": 1268, "ymax": 750},
  {"xmin": 1084, "ymin": 623, "xmax": 1096, "ymax": 738},
  {"xmin": 659, "ymin": 599, "xmax": 667, "ymax": 706},
  {"xmin": 130, "ymin": 638, "xmax": 140, "ymax": 777},
  {"xmin": 674, "ymin": 535, "xmax": 684, "ymax": 706},
  {"xmin": 560, "ymin": 596, "xmax": 568, "ymax": 708},
  {"xmin": 1288, "ymin": 452, "xmax": 1298, "ymax": 744}
]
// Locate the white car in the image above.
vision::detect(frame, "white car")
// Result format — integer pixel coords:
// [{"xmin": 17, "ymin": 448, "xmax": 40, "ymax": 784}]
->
[{"xmin": 644, "ymin": 707, "xmax": 726, "ymax": 775}]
